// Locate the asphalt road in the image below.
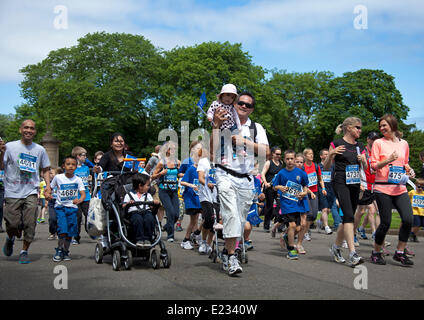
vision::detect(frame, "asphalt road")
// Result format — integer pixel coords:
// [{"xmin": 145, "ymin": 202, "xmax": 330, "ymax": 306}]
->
[{"xmin": 1, "ymin": 218, "xmax": 424, "ymax": 301}]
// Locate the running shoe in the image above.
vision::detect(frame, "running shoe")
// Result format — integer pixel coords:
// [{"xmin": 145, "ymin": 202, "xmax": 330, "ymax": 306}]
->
[
  {"xmin": 181, "ymin": 240, "xmax": 194, "ymax": 250},
  {"xmin": 206, "ymin": 245, "xmax": 213, "ymax": 256},
  {"xmin": 176, "ymin": 223, "xmax": 183, "ymax": 232},
  {"xmin": 243, "ymin": 240, "xmax": 254, "ymax": 251},
  {"xmin": 393, "ymin": 251, "xmax": 414, "ymax": 266},
  {"xmin": 48, "ymin": 234, "xmax": 57, "ymax": 240},
  {"xmin": 228, "ymin": 255, "xmax": 243, "ymax": 275},
  {"xmin": 330, "ymin": 244, "xmax": 345, "ymax": 263},
  {"xmin": 167, "ymin": 238, "xmax": 174, "ymax": 243},
  {"xmin": 348, "ymin": 252, "xmax": 364, "ymax": 267},
  {"xmin": 19, "ymin": 251, "xmax": 31, "ymax": 264},
  {"xmin": 370, "ymin": 251, "xmax": 386, "ymax": 265},
  {"xmin": 357, "ymin": 226, "xmax": 368, "ymax": 240},
  {"xmin": 297, "ymin": 245, "xmax": 306, "ymax": 254},
  {"xmin": 3, "ymin": 237, "xmax": 14, "ymax": 257},
  {"xmin": 71, "ymin": 239, "xmax": 79, "ymax": 245},
  {"xmin": 324, "ymin": 226, "xmax": 333, "ymax": 235},
  {"xmin": 53, "ymin": 248, "xmax": 63, "ymax": 262},
  {"xmin": 354, "ymin": 235, "xmax": 360, "ymax": 247},
  {"xmin": 409, "ymin": 233, "xmax": 419, "ymax": 243},
  {"xmin": 198, "ymin": 241, "xmax": 207, "ymax": 254},
  {"xmin": 404, "ymin": 246, "xmax": 415, "ymax": 258},
  {"xmin": 342, "ymin": 240, "xmax": 348, "ymax": 249},
  {"xmin": 304, "ymin": 231, "xmax": 311, "ymax": 241},
  {"xmin": 381, "ymin": 246, "xmax": 390, "ymax": 256},
  {"xmin": 385, "ymin": 241, "xmax": 391, "ymax": 247},
  {"xmin": 286, "ymin": 249, "xmax": 299, "ymax": 260},
  {"xmin": 62, "ymin": 250, "xmax": 71, "ymax": 261}
]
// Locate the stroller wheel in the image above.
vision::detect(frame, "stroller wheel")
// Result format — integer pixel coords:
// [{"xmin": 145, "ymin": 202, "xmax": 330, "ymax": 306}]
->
[
  {"xmin": 94, "ymin": 243, "xmax": 103, "ymax": 264},
  {"xmin": 162, "ymin": 251, "xmax": 171, "ymax": 268},
  {"xmin": 123, "ymin": 250, "xmax": 133, "ymax": 270},
  {"xmin": 151, "ymin": 250, "xmax": 160, "ymax": 269},
  {"xmin": 241, "ymin": 252, "xmax": 248, "ymax": 264},
  {"xmin": 112, "ymin": 250, "xmax": 121, "ymax": 271}
]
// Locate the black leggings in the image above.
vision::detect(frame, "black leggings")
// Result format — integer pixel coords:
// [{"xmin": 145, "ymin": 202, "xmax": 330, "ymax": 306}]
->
[
  {"xmin": 200, "ymin": 201, "xmax": 220, "ymax": 231},
  {"xmin": 374, "ymin": 192, "xmax": 413, "ymax": 245},
  {"xmin": 263, "ymin": 187, "xmax": 279, "ymax": 229},
  {"xmin": 333, "ymin": 183, "xmax": 360, "ymax": 224}
]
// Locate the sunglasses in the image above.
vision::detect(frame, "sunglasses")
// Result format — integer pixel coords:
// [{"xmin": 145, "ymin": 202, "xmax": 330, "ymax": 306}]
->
[
  {"xmin": 79, "ymin": 153, "xmax": 87, "ymax": 157},
  {"xmin": 355, "ymin": 126, "xmax": 362, "ymax": 130},
  {"xmin": 274, "ymin": 153, "xmax": 282, "ymax": 156},
  {"xmin": 237, "ymin": 101, "xmax": 254, "ymax": 109}
]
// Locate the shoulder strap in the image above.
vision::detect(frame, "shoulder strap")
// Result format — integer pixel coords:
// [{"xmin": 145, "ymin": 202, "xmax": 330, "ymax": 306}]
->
[{"xmin": 249, "ymin": 120, "xmax": 257, "ymax": 142}]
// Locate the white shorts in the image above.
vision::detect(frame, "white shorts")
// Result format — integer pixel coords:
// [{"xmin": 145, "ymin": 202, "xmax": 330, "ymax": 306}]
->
[{"xmin": 216, "ymin": 175, "xmax": 253, "ymax": 239}]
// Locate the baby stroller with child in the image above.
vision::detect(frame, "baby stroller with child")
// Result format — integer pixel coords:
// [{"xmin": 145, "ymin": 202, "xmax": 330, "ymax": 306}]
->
[{"xmin": 93, "ymin": 170, "xmax": 171, "ymax": 271}]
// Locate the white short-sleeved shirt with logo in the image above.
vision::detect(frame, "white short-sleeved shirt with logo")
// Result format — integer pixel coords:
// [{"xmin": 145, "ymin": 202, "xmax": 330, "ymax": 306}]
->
[
  {"xmin": 51, "ymin": 173, "xmax": 85, "ymax": 209},
  {"xmin": 3, "ymin": 140, "xmax": 51, "ymax": 198},
  {"xmin": 216, "ymin": 118, "xmax": 269, "ymax": 190}
]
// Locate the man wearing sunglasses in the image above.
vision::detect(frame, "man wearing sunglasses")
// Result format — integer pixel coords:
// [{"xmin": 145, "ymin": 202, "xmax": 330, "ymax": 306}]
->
[{"xmin": 211, "ymin": 92, "xmax": 270, "ymax": 276}]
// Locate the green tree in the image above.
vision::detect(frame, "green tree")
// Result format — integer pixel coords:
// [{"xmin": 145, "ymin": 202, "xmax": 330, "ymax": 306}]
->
[
  {"xmin": 155, "ymin": 41, "xmax": 265, "ymax": 133},
  {"xmin": 19, "ymin": 32, "xmax": 163, "ymax": 158}
]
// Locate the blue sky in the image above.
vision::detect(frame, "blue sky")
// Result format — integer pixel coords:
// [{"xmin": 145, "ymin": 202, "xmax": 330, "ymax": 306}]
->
[{"xmin": 1, "ymin": 0, "xmax": 423, "ymax": 129}]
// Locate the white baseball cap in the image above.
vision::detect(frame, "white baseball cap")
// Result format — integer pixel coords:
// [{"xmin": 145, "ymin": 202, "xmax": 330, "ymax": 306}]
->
[{"xmin": 217, "ymin": 84, "xmax": 237, "ymax": 99}]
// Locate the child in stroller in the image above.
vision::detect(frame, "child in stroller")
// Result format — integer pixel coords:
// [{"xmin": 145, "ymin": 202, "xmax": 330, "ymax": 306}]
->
[{"xmin": 123, "ymin": 173, "xmax": 159, "ymax": 248}]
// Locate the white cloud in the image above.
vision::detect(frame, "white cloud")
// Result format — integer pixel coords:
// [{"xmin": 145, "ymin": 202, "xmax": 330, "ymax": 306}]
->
[{"xmin": 0, "ymin": 0, "xmax": 423, "ymax": 82}]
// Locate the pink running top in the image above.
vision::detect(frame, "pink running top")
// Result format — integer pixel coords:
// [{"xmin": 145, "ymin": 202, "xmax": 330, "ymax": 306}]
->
[{"xmin": 370, "ymin": 137, "xmax": 409, "ymax": 196}]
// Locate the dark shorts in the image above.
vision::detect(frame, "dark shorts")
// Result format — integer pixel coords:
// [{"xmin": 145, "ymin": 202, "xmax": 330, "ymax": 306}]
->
[
  {"xmin": 413, "ymin": 215, "xmax": 424, "ymax": 228},
  {"xmin": 185, "ymin": 208, "xmax": 202, "ymax": 216},
  {"xmin": 318, "ymin": 188, "xmax": 336, "ymax": 210},
  {"xmin": 282, "ymin": 212, "xmax": 301, "ymax": 227},
  {"xmin": 358, "ymin": 189, "xmax": 376, "ymax": 206}
]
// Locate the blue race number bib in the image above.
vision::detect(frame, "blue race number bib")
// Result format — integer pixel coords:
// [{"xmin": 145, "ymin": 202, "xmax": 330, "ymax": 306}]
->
[
  {"xmin": 346, "ymin": 165, "xmax": 360, "ymax": 185},
  {"xmin": 282, "ymin": 181, "xmax": 303, "ymax": 202},
  {"xmin": 18, "ymin": 153, "xmax": 37, "ymax": 173}
]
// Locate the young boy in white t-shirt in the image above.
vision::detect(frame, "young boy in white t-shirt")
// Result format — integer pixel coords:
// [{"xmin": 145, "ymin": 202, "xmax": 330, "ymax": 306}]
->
[{"xmin": 50, "ymin": 156, "xmax": 86, "ymax": 262}]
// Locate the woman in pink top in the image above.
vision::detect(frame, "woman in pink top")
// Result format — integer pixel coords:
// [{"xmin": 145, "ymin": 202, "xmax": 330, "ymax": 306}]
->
[{"xmin": 370, "ymin": 114, "xmax": 416, "ymax": 266}]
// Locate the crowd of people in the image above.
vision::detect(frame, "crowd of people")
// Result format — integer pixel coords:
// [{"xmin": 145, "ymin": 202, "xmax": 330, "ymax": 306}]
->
[{"xmin": 1, "ymin": 85, "xmax": 424, "ymax": 278}]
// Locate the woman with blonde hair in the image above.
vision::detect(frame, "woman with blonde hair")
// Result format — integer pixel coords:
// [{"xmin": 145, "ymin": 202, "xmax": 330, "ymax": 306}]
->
[{"xmin": 324, "ymin": 117, "xmax": 368, "ymax": 266}]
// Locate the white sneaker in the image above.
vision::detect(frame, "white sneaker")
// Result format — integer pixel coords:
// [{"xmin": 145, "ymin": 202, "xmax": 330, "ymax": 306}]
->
[
  {"xmin": 304, "ymin": 231, "xmax": 311, "ymax": 241},
  {"xmin": 206, "ymin": 245, "xmax": 213, "ymax": 256},
  {"xmin": 198, "ymin": 241, "xmax": 207, "ymax": 254},
  {"xmin": 181, "ymin": 240, "xmax": 194, "ymax": 250},
  {"xmin": 324, "ymin": 226, "xmax": 333, "ymax": 235},
  {"xmin": 342, "ymin": 240, "xmax": 348, "ymax": 249},
  {"xmin": 228, "ymin": 255, "xmax": 243, "ymax": 276}
]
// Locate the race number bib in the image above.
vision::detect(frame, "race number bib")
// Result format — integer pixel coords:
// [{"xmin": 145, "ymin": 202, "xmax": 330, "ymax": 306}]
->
[
  {"xmin": 58, "ymin": 183, "xmax": 79, "ymax": 202},
  {"xmin": 412, "ymin": 195, "xmax": 424, "ymax": 209},
  {"xmin": 282, "ymin": 181, "xmax": 303, "ymax": 202},
  {"xmin": 388, "ymin": 166, "xmax": 406, "ymax": 184},
  {"xmin": 307, "ymin": 172, "xmax": 318, "ymax": 187},
  {"xmin": 0, "ymin": 170, "xmax": 4, "ymax": 182},
  {"xmin": 346, "ymin": 165, "xmax": 360, "ymax": 184},
  {"xmin": 164, "ymin": 175, "xmax": 177, "ymax": 190},
  {"xmin": 209, "ymin": 168, "xmax": 216, "ymax": 180},
  {"xmin": 322, "ymin": 171, "xmax": 332, "ymax": 183},
  {"xmin": 18, "ymin": 153, "xmax": 37, "ymax": 173}
]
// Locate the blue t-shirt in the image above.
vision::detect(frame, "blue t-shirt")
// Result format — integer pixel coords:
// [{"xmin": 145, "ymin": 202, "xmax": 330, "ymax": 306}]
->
[
  {"xmin": 272, "ymin": 167, "xmax": 309, "ymax": 214},
  {"xmin": 181, "ymin": 165, "xmax": 201, "ymax": 209},
  {"xmin": 74, "ymin": 165, "xmax": 91, "ymax": 201},
  {"xmin": 179, "ymin": 157, "xmax": 194, "ymax": 175}
]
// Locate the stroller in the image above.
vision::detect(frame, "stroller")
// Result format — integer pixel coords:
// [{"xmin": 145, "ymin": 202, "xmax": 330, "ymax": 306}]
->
[{"xmin": 94, "ymin": 171, "xmax": 171, "ymax": 271}]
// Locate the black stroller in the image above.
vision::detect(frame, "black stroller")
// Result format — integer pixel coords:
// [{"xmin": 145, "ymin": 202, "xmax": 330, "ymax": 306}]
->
[{"xmin": 94, "ymin": 171, "xmax": 171, "ymax": 270}]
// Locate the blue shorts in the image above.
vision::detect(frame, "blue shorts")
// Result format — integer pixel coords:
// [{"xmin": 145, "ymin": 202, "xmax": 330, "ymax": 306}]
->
[
  {"xmin": 318, "ymin": 187, "xmax": 336, "ymax": 211},
  {"xmin": 413, "ymin": 215, "xmax": 424, "ymax": 228},
  {"xmin": 55, "ymin": 206, "xmax": 78, "ymax": 237}
]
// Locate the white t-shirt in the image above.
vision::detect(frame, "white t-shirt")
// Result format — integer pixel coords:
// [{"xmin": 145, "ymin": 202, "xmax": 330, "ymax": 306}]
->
[
  {"xmin": 3, "ymin": 140, "xmax": 51, "ymax": 198},
  {"xmin": 51, "ymin": 174, "xmax": 85, "ymax": 209},
  {"xmin": 197, "ymin": 157, "xmax": 218, "ymax": 203},
  {"xmin": 123, "ymin": 191, "xmax": 153, "ymax": 213},
  {"xmin": 216, "ymin": 118, "xmax": 269, "ymax": 189}
]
